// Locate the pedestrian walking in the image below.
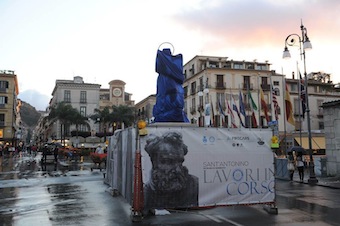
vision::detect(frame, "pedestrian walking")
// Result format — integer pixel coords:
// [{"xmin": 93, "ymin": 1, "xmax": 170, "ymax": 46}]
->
[
  {"xmin": 42, "ymin": 144, "xmax": 48, "ymax": 163},
  {"xmin": 95, "ymin": 145, "xmax": 104, "ymax": 154},
  {"xmin": 287, "ymin": 152, "xmax": 296, "ymax": 181},
  {"xmin": 296, "ymin": 152, "xmax": 305, "ymax": 181},
  {"xmin": 53, "ymin": 146, "xmax": 59, "ymax": 163}
]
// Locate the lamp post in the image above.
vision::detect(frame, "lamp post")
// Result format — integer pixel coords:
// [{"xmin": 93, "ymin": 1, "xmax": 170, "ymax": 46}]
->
[{"xmin": 283, "ymin": 22, "xmax": 318, "ymax": 184}]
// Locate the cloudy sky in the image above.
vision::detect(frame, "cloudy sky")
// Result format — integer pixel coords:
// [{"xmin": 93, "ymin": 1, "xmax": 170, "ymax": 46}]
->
[{"xmin": 1, "ymin": 0, "xmax": 339, "ymax": 111}]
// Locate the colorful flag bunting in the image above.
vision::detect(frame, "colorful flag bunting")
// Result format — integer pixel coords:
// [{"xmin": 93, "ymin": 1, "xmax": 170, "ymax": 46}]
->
[
  {"xmin": 260, "ymin": 87, "xmax": 270, "ymax": 123},
  {"xmin": 226, "ymin": 97, "xmax": 237, "ymax": 128},
  {"xmin": 232, "ymin": 94, "xmax": 245, "ymax": 127},
  {"xmin": 285, "ymin": 83, "xmax": 295, "ymax": 125},
  {"xmin": 272, "ymin": 86, "xmax": 279, "ymax": 121}
]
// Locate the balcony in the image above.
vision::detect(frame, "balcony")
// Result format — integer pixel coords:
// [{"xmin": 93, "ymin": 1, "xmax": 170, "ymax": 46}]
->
[
  {"xmin": 261, "ymin": 84, "xmax": 271, "ymax": 91},
  {"xmin": 215, "ymin": 82, "xmax": 226, "ymax": 89},
  {"xmin": 242, "ymin": 83, "xmax": 253, "ymax": 90}
]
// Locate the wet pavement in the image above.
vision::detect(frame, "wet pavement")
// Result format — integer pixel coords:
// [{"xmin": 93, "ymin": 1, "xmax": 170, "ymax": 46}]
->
[{"xmin": 1, "ymin": 153, "xmax": 340, "ymax": 226}]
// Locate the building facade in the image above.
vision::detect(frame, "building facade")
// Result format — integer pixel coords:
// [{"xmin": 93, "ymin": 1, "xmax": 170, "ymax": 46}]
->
[
  {"xmin": 135, "ymin": 94, "xmax": 156, "ymax": 123},
  {"xmin": 180, "ymin": 55, "xmax": 340, "ymax": 155},
  {"xmin": 0, "ymin": 70, "xmax": 21, "ymax": 147},
  {"xmin": 321, "ymin": 100, "xmax": 340, "ymax": 176},
  {"xmin": 99, "ymin": 79, "xmax": 134, "ymax": 109},
  {"xmin": 36, "ymin": 77, "xmax": 136, "ymax": 147},
  {"xmin": 285, "ymin": 72, "xmax": 340, "ymax": 153},
  {"xmin": 182, "ymin": 56, "xmax": 282, "ymax": 129},
  {"xmin": 46, "ymin": 76, "xmax": 101, "ymax": 145}
]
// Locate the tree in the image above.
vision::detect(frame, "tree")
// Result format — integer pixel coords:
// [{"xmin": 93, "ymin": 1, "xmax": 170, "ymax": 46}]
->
[
  {"xmin": 90, "ymin": 106, "xmax": 112, "ymax": 142},
  {"xmin": 48, "ymin": 102, "xmax": 87, "ymax": 146},
  {"xmin": 69, "ymin": 109, "xmax": 89, "ymax": 147},
  {"xmin": 110, "ymin": 105, "xmax": 136, "ymax": 130}
]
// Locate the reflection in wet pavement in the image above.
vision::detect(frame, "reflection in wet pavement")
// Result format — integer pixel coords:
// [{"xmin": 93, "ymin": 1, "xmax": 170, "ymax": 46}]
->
[
  {"xmin": 0, "ymin": 187, "xmax": 16, "ymax": 225},
  {"xmin": 0, "ymin": 153, "xmax": 114, "ymax": 226}
]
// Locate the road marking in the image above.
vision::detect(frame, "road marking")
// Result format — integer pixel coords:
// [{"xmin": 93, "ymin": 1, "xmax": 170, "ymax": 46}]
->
[
  {"xmin": 202, "ymin": 214, "xmax": 244, "ymax": 226},
  {"xmin": 215, "ymin": 215, "xmax": 244, "ymax": 226}
]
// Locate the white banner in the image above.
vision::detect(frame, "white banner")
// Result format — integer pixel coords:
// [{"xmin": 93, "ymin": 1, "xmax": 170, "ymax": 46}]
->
[{"xmin": 141, "ymin": 127, "xmax": 275, "ymax": 209}]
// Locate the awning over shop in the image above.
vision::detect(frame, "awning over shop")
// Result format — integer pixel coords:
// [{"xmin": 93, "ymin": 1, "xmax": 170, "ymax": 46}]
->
[{"xmin": 295, "ymin": 137, "xmax": 325, "ymax": 149}]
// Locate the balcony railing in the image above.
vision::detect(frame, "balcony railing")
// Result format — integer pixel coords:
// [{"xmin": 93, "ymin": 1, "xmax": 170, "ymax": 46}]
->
[
  {"xmin": 215, "ymin": 82, "xmax": 226, "ymax": 89},
  {"xmin": 261, "ymin": 84, "xmax": 271, "ymax": 91},
  {"xmin": 242, "ymin": 83, "xmax": 254, "ymax": 90}
]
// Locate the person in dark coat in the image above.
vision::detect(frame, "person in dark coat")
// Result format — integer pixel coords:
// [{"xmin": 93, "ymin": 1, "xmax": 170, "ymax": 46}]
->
[
  {"xmin": 144, "ymin": 131, "xmax": 198, "ymax": 210},
  {"xmin": 53, "ymin": 146, "xmax": 59, "ymax": 163},
  {"xmin": 42, "ymin": 144, "xmax": 48, "ymax": 163}
]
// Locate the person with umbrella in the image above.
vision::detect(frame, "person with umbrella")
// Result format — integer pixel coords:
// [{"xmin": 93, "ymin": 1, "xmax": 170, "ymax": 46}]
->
[
  {"xmin": 296, "ymin": 152, "xmax": 305, "ymax": 182},
  {"xmin": 287, "ymin": 151, "xmax": 296, "ymax": 181}
]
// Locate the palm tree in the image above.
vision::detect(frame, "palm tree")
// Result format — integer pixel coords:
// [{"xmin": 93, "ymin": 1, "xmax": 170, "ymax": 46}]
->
[
  {"xmin": 110, "ymin": 105, "xmax": 136, "ymax": 130},
  {"xmin": 90, "ymin": 106, "xmax": 112, "ymax": 141},
  {"xmin": 48, "ymin": 102, "xmax": 85, "ymax": 146},
  {"xmin": 69, "ymin": 109, "xmax": 89, "ymax": 147}
]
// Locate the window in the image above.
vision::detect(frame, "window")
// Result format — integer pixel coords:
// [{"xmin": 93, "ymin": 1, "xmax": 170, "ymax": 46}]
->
[
  {"xmin": 243, "ymin": 76, "xmax": 250, "ymax": 89},
  {"xmin": 199, "ymin": 77, "xmax": 204, "ymax": 91},
  {"xmin": 273, "ymin": 81, "xmax": 280, "ymax": 86},
  {"xmin": 190, "ymin": 64, "xmax": 195, "ymax": 74},
  {"xmin": 0, "ymin": 96, "xmax": 7, "ymax": 106},
  {"xmin": 256, "ymin": 64, "xmax": 268, "ymax": 70},
  {"xmin": 184, "ymin": 86, "xmax": 188, "ymax": 97},
  {"xmin": 224, "ymin": 62, "xmax": 232, "ymax": 68},
  {"xmin": 317, "ymin": 99, "xmax": 324, "ymax": 115},
  {"xmin": 0, "ymin": 81, "xmax": 8, "ymax": 92},
  {"xmin": 260, "ymin": 77, "xmax": 271, "ymax": 91},
  {"xmin": 80, "ymin": 91, "xmax": 87, "ymax": 103},
  {"xmin": 319, "ymin": 121, "xmax": 324, "ymax": 130},
  {"xmin": 290, "ymin": 83, "xmax": 298, "ymax": 92},
  {"xmin": 80, "ymin": 106, "xmax": 86, "ymax": 117},
  {"xmin": 234, "ymin": 63, "xmax": 244, "ymax": 69},
  {"xmin": 0, "ymin": 114, "xmax": 4, "ymax": 126},
  {"xmin": 64, "ymin": 90, "xmax": 71, "ymax": 102},
  {"xmin": 216, "ymin": 74, "xmax": 224, "ymax": 88},
  {"xmin": 191, "ymin": 97, "xmax": 196, "ymax": 114},
  {"xmin": 191, "ymin": 82, "xmax": 196, "ymax": 94},
  {"xmin": 246, "ymin": 63, "xmax": 254, "ymax": 69},
  {"xmin": 198, "ymin": 96, "xmax": 204, "ymax": 110}
]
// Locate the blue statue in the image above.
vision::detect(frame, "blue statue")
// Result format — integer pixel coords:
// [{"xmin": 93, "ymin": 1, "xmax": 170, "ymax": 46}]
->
[{"xmin": 153, "ymin": 48, "xmax": 189, "ymax": 123}]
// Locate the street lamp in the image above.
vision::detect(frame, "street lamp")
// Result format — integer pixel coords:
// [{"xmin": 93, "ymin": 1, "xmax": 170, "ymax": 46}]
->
[{"xmin": 283, "ymin": 21, "xmax": 318, "ymax": 185}]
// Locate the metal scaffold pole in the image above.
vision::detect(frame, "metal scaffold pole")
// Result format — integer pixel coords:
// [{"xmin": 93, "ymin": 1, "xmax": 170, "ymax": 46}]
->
[{"xmin": 131, "ymin": 127, "xmax": 144, "ymax": 222}]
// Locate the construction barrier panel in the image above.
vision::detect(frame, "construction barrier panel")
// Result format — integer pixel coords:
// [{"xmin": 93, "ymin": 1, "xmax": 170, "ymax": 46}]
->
[{"xmin": 106, "ymin": 125, "xmax": 275, "ymax": 211}]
